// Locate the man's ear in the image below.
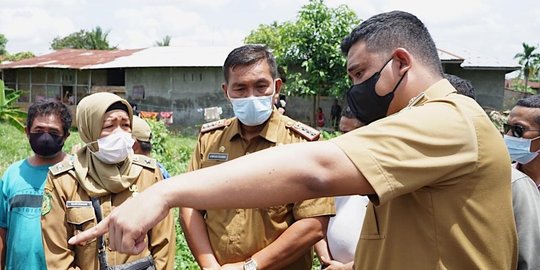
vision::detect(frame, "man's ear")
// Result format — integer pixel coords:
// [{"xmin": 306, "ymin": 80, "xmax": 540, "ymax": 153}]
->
[
  {"xmin": 274, "ymin": 78, "xmax": 283, "ymax": 98},
  {"xmin": 393, "ymin": 48, "xmax": 412, "ymax": 76},
  {"xmin": 132, "ymin": 140, "xmax": 141, "ymax": 154}
]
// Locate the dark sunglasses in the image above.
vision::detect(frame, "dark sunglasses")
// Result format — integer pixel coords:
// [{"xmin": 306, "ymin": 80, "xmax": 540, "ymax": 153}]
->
[{"xmin": 503, "ymin": 123, "xmax": 540, "ymax": 138}]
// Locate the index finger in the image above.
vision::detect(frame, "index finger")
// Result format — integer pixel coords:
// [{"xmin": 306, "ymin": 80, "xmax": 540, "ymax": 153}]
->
[{"xmin": 68, "ymin": 215, "xmax": 110, "ymax": 245}]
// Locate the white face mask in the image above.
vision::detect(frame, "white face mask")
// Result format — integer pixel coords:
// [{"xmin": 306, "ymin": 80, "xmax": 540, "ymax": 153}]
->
[
  {"xmin": 228, "ymin": 84, "xmax": 275, "ymax": 126},
  {"xmin": 92, "ymin": 130, "xmax": 135, "ymax": 164}
]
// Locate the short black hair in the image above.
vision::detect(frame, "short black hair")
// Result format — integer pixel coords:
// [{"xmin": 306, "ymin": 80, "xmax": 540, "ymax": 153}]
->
[
  {"xmin": 444, "ymin": 74, "xmax": 476, "ymax": 100},
  {"xmin": 341, "ymin": 106, "xmax": 356, "ymax": 118},
  {"xmin": 223, "ymin": 45, "xmax": 278, "ymax": 83},
  {"xmin": 138, "ymin": 140, "xmax": 152, "ymax": 154},
  {"xmin": 106, "ymin": 101, "xmax": 129, "ymax": 113},
  {"xmin": 341, "ymin": 11, "xmax": 443, "ymax": 76},
  {"xmin": 517, "ymin": 94, "xmax": 540, "ymax": 108},
  {"xmin": 516, "ymin": 95, "xmax": 540, "ymax": 125},
  {"xmin": 27, "ymin": 100, "xmax": 72, "ymax": 135}
]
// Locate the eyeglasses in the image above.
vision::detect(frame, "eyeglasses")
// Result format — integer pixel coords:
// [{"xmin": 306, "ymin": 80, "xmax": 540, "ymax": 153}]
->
[{"xmin": 503, "ymin": 123, "xmax": 540, "ymax": 138}]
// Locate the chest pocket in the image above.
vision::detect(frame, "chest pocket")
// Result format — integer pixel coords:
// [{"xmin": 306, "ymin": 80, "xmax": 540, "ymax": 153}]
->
[
  {"xmin": 66, "ymin": 207, "xmax": 97, "ymax": 243},
  {"xmin": 265, "ymin": 205, "xmax": 291, "ymax": 224},
  {"xmin": 359, "ymin": 204, "xmax": 384, "ymax": 240}
]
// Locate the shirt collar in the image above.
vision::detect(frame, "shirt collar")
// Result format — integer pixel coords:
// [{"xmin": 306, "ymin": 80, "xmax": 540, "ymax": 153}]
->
[
  {"xmin": 226, "ymin": 109, "xmax": 280, "ymax": 143},
  {"xmin": 407, "ymin": 79, "xmax": 457, "ymax": 108}
]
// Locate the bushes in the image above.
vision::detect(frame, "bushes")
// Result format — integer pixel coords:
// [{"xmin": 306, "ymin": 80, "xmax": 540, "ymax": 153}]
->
[
  {"xmin": 145, "ymin": 119, "xmax": 199, "ymax": 268},
  {"xmin": 147, "ymin": 119, "xmax": 195, "ymax": 176}
]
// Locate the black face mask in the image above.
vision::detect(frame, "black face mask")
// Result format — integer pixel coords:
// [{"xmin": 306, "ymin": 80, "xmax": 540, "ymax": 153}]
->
[
  {"xmin": 29, "ymin": 132, "xmax": 64, "ymax": 157},
  {"xmin": 346, "ymin": 58, "xmax": 407, "ymax": 125}
]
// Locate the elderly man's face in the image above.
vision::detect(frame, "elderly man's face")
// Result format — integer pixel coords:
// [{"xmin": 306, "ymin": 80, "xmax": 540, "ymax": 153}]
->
[{"xmin": 222, "ymin": 60, "xmax": 281, "ymax": 100}]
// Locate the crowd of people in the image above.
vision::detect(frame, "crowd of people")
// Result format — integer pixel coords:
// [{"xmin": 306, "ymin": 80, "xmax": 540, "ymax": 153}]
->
[{"xmin": 0, "ymin": 10, "xmax": 539, "ymax": 270}]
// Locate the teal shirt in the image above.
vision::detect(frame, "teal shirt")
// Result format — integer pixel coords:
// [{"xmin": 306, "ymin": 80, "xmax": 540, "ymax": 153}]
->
[{"xmin": 0, "ymin": 159, "xmax": 50, "ymax": 270}]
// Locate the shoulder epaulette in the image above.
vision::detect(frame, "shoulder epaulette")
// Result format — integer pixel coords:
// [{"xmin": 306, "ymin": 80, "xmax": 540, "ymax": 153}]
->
[
  {"xmin": 287, "ymin": 121, "xmax": 320, "ymax": 141},
  {"xmin": 200, "ymin": 119, "xmax": 231, "ymax": 134},
  {"xmin": 132, "ymin": 155, "xmax": 157, "ymax": 170},
  {"xmin": 49, "ymin": 158, "xmax": 75, "ymax": 176}
]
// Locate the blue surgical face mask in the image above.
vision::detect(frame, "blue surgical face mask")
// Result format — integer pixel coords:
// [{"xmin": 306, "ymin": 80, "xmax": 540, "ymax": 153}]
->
[
  {"xmin": 504, "ymin": 135, "xmax": 540, "ymax": 164},
  {"xmin": 228, "ymin": 83, "xmax": 275, "ymax": 127}
]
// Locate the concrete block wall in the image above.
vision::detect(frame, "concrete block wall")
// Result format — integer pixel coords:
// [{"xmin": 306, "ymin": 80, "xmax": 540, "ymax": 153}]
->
[{"xmin": 125, "ymin": 67, "xmax": 230, "ymax": 132}]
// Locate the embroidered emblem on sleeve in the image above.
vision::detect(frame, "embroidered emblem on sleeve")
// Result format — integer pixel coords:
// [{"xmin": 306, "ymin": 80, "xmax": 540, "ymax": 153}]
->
[{"xmin": 41, "ymin": 192, "xmax": 52, "ymax": 216}]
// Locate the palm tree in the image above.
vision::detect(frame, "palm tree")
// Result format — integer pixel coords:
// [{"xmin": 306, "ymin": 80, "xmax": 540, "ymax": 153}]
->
[
  {"xmin": 531, "ymin": 57, "xmax": 540, "ymax": 82},
  {"xmin": 155, "ymin": 35, "xmax": 171, "ymax": 47},
  {"xmin": 87, "ymin": 26, "xmax": 117, "ymax": 50},
  {"xmin": 0, "ymin": 80, "xmax": 26, "ymax": 130},
  {"xmin": 514, "ymin": 43, "xmax": 540, "ymax": 91}
]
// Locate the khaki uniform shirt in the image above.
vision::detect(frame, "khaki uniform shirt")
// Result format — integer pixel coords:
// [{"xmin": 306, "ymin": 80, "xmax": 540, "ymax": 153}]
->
[
  {"xmin": 41, "ymin": 155, "xmax": 175, "ymax": 270},
  {"xmin": 189, "ymin": 111, "xmax": 335, "ymax": 269},
  {"xmin": 333, "ymin": 79, "xmax": 518, "ymax": 269}
]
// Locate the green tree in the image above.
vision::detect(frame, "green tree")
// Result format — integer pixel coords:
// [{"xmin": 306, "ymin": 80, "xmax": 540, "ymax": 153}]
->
[
  {"xmin": 0, "ymin": 79, "xmax": 26, "ymax": 130},
  {"xmin": 4, "ymin": 51, "xmax": 35, "ymax": 62},
  {"xmin": 245, "ymin": 0, "xmax": 359, "ymax": 98},
  {"xmin": 155, "ymin": 35, "xmax": 172, "ymax": 47},
  {"xmin": 51, "ymin": 30, "xmax": 89, "ymax": 49},
  {"xmin": 245, "ymin": 22, "xmax": 285, "ymax": 51},
  {"xmin": 51, "ymin": 26, "xmax": 116, "ymax": 50},
  {"xmin": 514, "ymin": 42, "xmax": 540, "ymax": 91},
  {"xmin": 0, "ymin": 34, "xmax": 35, "ymax": 62},
  {"xmin": 87, "ymin": 26, "xmax": 116, "ymax": 50},
  {"xmin": 0, "ymin": 34, "xmax": 7, "ymax": 56}
]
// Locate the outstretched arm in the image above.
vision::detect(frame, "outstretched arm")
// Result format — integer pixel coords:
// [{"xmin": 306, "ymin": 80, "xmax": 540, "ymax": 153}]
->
[{"xmin": 69, "ymin": 140, "xmax": 373, "ymax": 254}]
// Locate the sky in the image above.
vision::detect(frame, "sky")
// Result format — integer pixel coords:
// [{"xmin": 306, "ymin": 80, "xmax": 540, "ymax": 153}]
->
[{"xmin": 0, "ymin": 0, "xmax": 538, "ymax": 64}]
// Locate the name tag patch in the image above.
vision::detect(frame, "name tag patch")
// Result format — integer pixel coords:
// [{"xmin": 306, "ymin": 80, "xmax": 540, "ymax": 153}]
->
[
  {"xmin": 208, "ymin": 153, "xmax": 228, "ymax": 161},
  {"xmin": 66, "ymin": 201, "xmax": 92, "ymax": 208}
]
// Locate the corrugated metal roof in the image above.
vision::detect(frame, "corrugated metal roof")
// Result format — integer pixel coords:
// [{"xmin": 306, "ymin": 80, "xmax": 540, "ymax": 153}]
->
[
  {"xmin": 88, "ymin": 46, "xmax": 237, "ymax": 69},
  {"xmin": 461, "ymin": 53, "xmax": 520, "ymax": 70},
  {"xmin": 0, "ymin": 49, "xmax": 142, "ymax": 69},
  {"xmin": 438, "ymin": 48, "xmax": 519, "ymax": 70},
  {"xmin": 438, "ymin": 48, "xmax": 464, "ymax": 62},
  {"xmin": 0, "ymin": 46, "xmax": 520, "ymax": 71}
]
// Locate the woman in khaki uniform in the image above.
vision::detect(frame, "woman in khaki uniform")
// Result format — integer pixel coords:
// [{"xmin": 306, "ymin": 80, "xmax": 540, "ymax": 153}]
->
[{"xmin": 41, "ymin": 92, "xmax": 175, "ymax": 270}]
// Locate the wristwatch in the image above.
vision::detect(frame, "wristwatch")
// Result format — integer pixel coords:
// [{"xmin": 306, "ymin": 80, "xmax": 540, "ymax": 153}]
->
[{"xmin": 243, "ymin": 258, "xmax": 258, "ymax": 270}]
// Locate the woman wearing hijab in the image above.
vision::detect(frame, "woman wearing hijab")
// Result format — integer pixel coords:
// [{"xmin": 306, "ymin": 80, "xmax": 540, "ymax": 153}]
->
[{"xmin": 41, "ymin": 92, "xmax": 175, "ymax": 269}]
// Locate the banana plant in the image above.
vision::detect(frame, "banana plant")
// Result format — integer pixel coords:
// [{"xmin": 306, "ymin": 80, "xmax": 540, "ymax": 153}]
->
[{"xmin": 0, "ymin": 79, "xmax": 26, "ymax": 130}]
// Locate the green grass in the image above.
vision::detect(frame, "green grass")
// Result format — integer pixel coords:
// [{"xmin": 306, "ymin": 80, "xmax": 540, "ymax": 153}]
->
[{"xmin": 0, "ymin": 123, "xmax": 32, "ymax": 172}]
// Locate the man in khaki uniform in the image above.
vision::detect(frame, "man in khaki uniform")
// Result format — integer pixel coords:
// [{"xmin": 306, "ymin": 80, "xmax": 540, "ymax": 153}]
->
[
  {"xmin": 41, "ymin": 93, "xmax": 175, "ymax": 269},
  {"xmin": 131, "ymin": 115, "xmax": 171, "ymax": 179},
  {"xmin": 180, "ymin": 45, "xmax": 334, "ymax": 270},
  {"xmin": 70, "ymin": 11, "xmax": 517, "ymax": 270}
]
